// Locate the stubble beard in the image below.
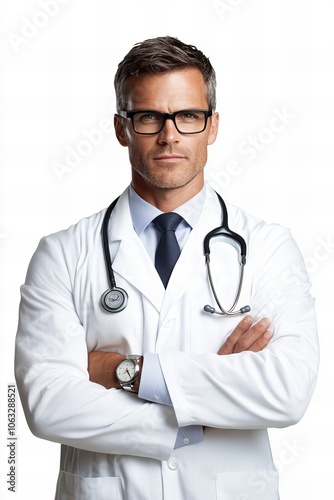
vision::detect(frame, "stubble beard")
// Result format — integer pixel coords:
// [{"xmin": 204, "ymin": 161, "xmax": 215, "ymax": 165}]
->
[{"xmin": 131, "ymin": 151, "xmax": 207, "ymax": 191}]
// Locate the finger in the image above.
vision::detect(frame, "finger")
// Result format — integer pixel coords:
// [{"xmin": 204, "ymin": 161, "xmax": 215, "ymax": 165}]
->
[
  {"xmin": 233, "ymin": 317, "xmax": 271, "ymax": 353},
  {"xmin": 218, "ymin": 315, "xmax": 253, "ymax": 355},
  {"xmin": 247, "ymin": 330, "xmax": 273, "ymax": 353}
]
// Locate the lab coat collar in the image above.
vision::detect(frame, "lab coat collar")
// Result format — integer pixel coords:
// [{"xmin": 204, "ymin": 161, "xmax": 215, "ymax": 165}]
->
[{"xmin": 108, "ymin": 185, "xmax": 222, "ymax": 316}]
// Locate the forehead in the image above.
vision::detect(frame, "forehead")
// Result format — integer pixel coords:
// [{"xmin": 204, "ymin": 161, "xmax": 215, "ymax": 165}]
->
[{"xmin": 126, "ymin": 68, "xmax": 208, "ymax": 111}]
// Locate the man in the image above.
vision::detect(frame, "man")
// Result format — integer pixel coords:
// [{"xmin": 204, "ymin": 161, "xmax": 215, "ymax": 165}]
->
[{"xmin": 15, "ymin": 36, "xmax": 319, "ymax": 499}]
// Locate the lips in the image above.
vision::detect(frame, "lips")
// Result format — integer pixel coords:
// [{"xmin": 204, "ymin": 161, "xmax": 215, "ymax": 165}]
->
[{"xmin": 154, "ymin": 155, "xmax": 186, "ymax": 160}]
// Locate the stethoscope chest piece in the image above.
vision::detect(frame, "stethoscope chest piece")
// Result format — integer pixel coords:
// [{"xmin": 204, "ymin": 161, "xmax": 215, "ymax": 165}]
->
[{"xmin": 101, "ymin": 287, "xmax": 128, "ymax": 313}]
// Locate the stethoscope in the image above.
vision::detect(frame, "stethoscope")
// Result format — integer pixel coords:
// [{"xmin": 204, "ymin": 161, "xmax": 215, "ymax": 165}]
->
[{"xmin": 100, "ymin": 193, "xmax": 251, "ymax": 316}]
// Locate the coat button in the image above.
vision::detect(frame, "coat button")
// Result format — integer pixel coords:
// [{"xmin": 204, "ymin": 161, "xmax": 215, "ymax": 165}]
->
[{"xmin": 167, "ymin": 458, "xmax": 179, "ymax": 470}]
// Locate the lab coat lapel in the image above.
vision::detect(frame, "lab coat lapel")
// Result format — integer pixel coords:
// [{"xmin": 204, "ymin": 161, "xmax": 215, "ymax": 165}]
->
[
  {"xmin": 113, "ymin": 239, "xmax": 165, "ymax": 311},
  {"xmin": 159, "ymin": 188, "xmax": 222, "ymax": 323},
  {"xmin": 108, "ymin": 189, "xmax": 165, "ymax": 312}
]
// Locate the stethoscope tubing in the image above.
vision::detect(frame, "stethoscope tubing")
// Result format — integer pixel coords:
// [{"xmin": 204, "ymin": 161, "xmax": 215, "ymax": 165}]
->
[
  {"xmin": 101, "ymin": 196, "xmax": 119, "ymax": 290},
  {"xmin": 100, "ymin": 192, "xmax": 250, "ymax": 316}
]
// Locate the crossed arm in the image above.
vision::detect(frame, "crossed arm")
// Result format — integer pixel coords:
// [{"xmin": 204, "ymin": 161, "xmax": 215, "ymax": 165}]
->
[{"xmin": 88, "ymin": 315, "xmax": 273, "ymax": 391}]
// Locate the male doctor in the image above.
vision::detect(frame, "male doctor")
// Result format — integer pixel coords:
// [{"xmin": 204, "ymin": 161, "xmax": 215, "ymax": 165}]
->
[{"xmin": 15, "ymin": 36, "xmax": 319, "ymax": 499}]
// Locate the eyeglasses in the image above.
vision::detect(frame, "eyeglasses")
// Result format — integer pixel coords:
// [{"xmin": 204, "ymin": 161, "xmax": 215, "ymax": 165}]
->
[{"xmin": 118, "ymin": 109, "xmax": 213, "ymax": 135}]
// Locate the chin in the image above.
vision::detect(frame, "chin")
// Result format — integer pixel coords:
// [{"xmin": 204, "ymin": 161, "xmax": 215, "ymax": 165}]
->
[
  {"xmin": 148, "ymin": 175, "xmax": 194, "ymax": 190},
  {"xmin": 134, "ymin": 163, "xmax": 203, "ymax": 192}
]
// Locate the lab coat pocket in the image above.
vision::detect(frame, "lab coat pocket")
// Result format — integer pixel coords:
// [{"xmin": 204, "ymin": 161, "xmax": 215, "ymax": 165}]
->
[
  {"xmin": 55, "ymin": 471, "xmax": 123, "ymax": 500},
  {"xmin": 216, "ymin": 470, "xmax": 279, "ymax": 500}
]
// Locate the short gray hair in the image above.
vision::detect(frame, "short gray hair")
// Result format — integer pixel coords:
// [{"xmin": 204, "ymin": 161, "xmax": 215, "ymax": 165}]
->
[{"xmin": 114, "ymin": 36, "xmax": 217, "ymax": 112}]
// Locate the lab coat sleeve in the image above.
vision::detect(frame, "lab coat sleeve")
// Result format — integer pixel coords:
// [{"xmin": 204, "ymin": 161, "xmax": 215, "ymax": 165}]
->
[
  {"xmin": 139, "ymin": 353, "xmax": 204, "ymax": 447},
  {"xmin": 15, "ymin": 235, "xmax": 178, "ymax": 460},
  {"xmin": 159, "ymin": 223, "xmax": 320, "ymax": 430}
]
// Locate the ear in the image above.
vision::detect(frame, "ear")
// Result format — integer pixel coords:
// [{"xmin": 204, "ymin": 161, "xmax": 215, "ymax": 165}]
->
[
  {"xmin": 207, "ymin": 112, "xmax": 219, "ymax": 146},
  {"xmin": 114, "ymin": 114, "xmax": 129, "ymax": 147}
]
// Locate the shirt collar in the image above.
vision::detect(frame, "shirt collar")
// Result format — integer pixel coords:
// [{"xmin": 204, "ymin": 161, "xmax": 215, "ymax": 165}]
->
[{"xmin": 129, "ymin": 184, "xmax": 206, "ymax": 236}]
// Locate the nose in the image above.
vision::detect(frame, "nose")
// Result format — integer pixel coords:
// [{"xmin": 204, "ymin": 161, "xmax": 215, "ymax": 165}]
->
[{"xmin": 157, "ymin": 117, "xmax": 181, "ymax": 145}]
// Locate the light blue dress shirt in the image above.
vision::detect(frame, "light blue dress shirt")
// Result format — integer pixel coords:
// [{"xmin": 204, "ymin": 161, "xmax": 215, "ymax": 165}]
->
[{"xmin": 128, "ymin": 184, "xmax": 206, "ymax": 448}]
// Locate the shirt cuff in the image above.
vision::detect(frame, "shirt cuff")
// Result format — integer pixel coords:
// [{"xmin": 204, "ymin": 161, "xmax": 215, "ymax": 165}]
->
[
  {"xmin": 174, "ymin": 425, "xmax": 204, "ymax": 449},
  {"xmin": 138, "ymin": 353, "xmax": 172, "ymax": 406},
  {"xmin": 138, "ymin": 353, "xmax": 204, "ymax": 449}
]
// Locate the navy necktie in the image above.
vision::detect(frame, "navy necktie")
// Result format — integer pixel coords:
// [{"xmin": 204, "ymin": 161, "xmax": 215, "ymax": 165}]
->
[{"xmin": 153, "ymin": 212, "xmax": 183, "ymax": 288}]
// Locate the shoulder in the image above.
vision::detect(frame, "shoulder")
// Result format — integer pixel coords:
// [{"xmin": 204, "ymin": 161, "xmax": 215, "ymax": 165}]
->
[
  {"xmin": 205, "ymin": 184, "xmax": 298, "ymax": 261},
  {"xmin": 24, "ymin": 209, "xmax": 107, "ymax": 285},
  {"xmin": 37, "ymin": 209, "xmax": 107, "ymax": 260},
  {"xmin": 222, "ymin": 200, "xmax": 306, "ymax": 282},
  {"xmin": 226, "ymin": 201, "xmax": 289, "ymax": 239},
  {"xmin": 205, "ymin": 183, "xmax": 290, "ymax": 242},
  {"xmin": 39, "ymin": 187, "xmax": 130, "ymax": 251}
]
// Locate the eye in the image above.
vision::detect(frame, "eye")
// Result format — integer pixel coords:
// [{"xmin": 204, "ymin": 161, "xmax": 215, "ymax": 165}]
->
[
  {"xmin": 137, "ymin": 112, "xmax": 161, "ymax": 123},
  {"xmin": 177, "ymin": 111, "xmax": 201, "ymax": 121}
]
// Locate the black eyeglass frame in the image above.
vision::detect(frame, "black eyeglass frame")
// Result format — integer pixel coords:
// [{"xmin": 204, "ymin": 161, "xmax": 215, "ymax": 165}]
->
[{"xmin": 118, "ymin": 109, "xmax": 213, "ymax": 135}]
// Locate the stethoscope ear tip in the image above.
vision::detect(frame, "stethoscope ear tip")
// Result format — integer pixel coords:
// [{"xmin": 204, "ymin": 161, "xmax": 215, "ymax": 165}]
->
[
  {"xmin": 203, "ymin": 304, "xmax": 251, "ymax": 316},
  {"xmin": 204, "ymin": 305, "xmax": 215, "ymax": 314}
]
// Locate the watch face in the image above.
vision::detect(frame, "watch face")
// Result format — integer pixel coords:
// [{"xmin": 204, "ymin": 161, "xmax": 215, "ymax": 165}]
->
[{"xmin": 116, "ymin": 359, "xmax": 136, "ymax": 382}]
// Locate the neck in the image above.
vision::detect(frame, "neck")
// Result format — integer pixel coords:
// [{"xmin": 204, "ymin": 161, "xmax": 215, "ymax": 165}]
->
[{"xmin": 131, "ymin": 176, "xmax": 204, "ymax": 212}]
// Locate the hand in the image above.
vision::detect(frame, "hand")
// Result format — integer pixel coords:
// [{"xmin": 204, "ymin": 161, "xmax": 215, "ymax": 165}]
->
[{"xmin": 218, "ymin": 315, "xmax": 273, "ymax": 355}]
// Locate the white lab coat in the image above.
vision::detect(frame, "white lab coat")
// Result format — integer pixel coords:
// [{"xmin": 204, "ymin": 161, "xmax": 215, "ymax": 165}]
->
[{"xmin": 15, "ymin": 184, "xmax": 319, "ymax": 500}]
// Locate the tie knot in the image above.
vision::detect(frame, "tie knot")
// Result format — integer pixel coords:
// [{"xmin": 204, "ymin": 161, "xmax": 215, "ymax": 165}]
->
[{"xmin": 153, "ymin": 212, "xmax": 183, "ymax": 234}]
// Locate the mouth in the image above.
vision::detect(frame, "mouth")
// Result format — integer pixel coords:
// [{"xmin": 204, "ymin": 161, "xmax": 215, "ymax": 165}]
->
[{"xmin": 154, "ymin": 155, "xmax": 186, "ymax": 162}]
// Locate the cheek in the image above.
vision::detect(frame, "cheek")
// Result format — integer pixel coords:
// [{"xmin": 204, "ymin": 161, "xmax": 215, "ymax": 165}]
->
[
  {"xmin": 131, "ymin": 137, "xmax": 157, "ymax": 157},
  {"xmin": 127, "ymin": 139, "xmax": 152, "ymax": 165},
  {"xmin": 125, "ymin": 133, "xmax": 140, "ymax": 154},
  {"xmin": 193, "ymin": 138, "xmax": 209, "ymax": 159}
]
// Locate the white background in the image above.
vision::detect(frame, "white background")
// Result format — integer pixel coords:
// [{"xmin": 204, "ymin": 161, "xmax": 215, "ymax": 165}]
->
[{"xmin": 1, "ymin": 0, "xmax": 333, "ymax": 498}]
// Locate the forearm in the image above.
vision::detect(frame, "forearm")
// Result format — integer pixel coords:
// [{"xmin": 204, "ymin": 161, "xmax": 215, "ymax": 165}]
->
[
  {"xmin": 155, "ymin": 226, "xmax": 318, "ymax": 431},
  {"xmin": 159, "ymin": 305, "xmax": 319, "ymax": 430},
  {"xmin": 88, "ymin": 351, "xmax": 124, "ymax": 389},
  {"xmin": 15, "ymin": 287, "xmax": 175, "ymax": 460},
  {"xmin": 16, "ymin": 354, "xmax": 177, "ymax": 459},
  {"xmin": 88, "ymin": 315, "xmax": 272, "ymax": 392}
]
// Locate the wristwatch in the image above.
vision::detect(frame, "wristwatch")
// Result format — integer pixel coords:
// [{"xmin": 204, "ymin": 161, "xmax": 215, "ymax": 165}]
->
[{"xmin": 116, "ymin": 355, "xmax": 141, "ymax": 392}]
